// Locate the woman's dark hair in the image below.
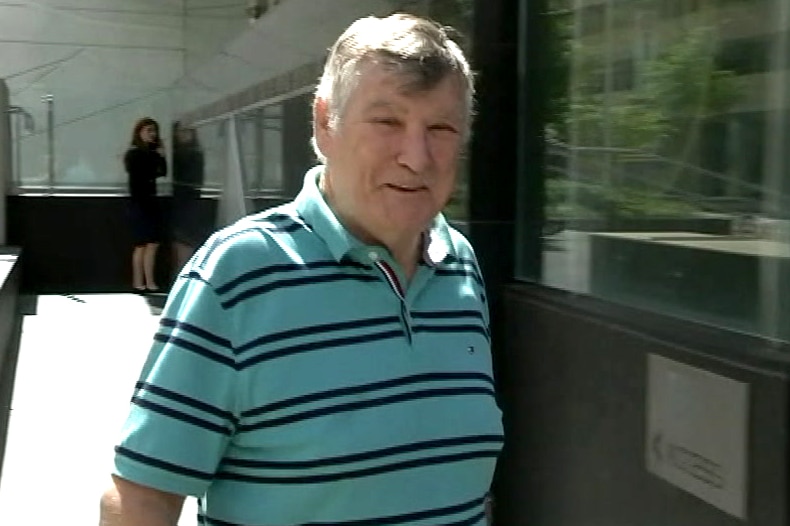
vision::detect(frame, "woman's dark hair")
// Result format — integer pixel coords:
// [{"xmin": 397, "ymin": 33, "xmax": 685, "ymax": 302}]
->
[{"xmin": 130, "ymin": 117, "xmax": 161, "ymax": 149}]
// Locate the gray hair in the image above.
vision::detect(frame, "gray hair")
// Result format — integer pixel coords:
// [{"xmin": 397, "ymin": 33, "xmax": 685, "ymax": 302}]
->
[{"xmin": 311, "ymin": 14, "xmax": 474, "ymax": 161}]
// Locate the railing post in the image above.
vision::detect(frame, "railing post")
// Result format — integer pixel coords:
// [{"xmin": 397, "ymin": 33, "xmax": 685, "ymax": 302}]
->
[{"xmin": 42, "ymin": 94, "xmax": 54, "ymax": 193}]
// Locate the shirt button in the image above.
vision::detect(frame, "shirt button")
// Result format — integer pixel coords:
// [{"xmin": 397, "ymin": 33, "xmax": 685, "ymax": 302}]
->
[{"xmin": 368, "ymin": 251, "xmax": 379, "ymax": 261}]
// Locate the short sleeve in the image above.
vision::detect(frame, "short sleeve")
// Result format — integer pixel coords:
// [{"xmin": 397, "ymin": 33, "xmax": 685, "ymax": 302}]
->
[{"xmin": 112, "ymin": 274, "xmax": 238, "ymax": 497}]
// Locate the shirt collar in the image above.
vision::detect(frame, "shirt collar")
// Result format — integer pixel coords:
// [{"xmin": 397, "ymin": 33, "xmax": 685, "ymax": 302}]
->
[{"xmin": 294, "ymin": 165, "xmax": 456, "ymax": 267}]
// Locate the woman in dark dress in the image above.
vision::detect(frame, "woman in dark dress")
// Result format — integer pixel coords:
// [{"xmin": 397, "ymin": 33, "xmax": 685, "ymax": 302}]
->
[
  {"xmin": 125, "ymin": 117, "xmax": 167, "ymax": 291},
  {"xmin": 171, "ymin": 122, "xmax": 208, "ymax": 273}
]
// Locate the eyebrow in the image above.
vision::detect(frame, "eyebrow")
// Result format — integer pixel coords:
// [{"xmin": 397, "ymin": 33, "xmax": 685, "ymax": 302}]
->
[
  {"xmin": 363, "ymin": 100, "xmax": 401, "ymax": 113},
  {"xmin": 362, "ymin": 100, "xmax": 462, "ymax": 123}
]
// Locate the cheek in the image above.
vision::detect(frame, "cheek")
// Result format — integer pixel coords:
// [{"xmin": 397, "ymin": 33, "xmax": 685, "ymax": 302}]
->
[
  {"xmin": 431, "ymin": 141, "xmax": 461, "ymax": 177},
  {"xmin": 430, "ymin": 135, "xmax": 461, "ymax": 162}
]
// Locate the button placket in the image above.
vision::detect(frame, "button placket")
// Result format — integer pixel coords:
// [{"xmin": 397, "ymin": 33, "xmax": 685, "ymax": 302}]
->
[{"xmin": 372, "ymin": 258, "xmax": 413, "ymax": 345}]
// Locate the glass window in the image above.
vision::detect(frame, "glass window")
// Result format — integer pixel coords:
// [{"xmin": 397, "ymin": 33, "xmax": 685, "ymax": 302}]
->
[
  {"xmin": 195, "ymin": 120, "xmax": 227, "ymax": 192},
  {"xmin": 237, "ymin": 109, "xmax": 262, "ymax": 196},
  {"xmin": 523, "ymin": 0, "xmax": 790, "ymax": 343},
  {"xmin": 261, "ymin": 104, "xmax": 284, "ymax": 193},
  {"xmin": 236, "ymin": 104, "xmax": 284, "ymax": 197},
  {"xmin": 1, "ymin": 2, "xmax": 249, "ymax": 192}
]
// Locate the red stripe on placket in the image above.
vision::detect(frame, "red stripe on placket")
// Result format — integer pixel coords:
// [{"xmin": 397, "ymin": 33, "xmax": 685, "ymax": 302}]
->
[
  {"xmin": 375, "ymin": 260, "xmax": 405, "ymax": 299},
  {"xmin": 375, "ymin": 259, "xmax": 413, "ymax": 345}
]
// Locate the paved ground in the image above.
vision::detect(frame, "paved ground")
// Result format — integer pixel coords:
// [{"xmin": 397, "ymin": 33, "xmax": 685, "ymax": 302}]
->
[{"xmin": 0, "ymin": 294, "xmax": 198, "ymax": 525}]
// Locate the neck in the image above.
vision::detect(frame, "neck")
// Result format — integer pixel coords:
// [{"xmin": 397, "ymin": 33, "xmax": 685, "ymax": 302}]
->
[
  {"xmin": 319, "ymin": 173, "xmax": 422, "ymax": 280},
  {"xmin": 384, "ymin": 235, "xmax": 422, "ymax": 281}
]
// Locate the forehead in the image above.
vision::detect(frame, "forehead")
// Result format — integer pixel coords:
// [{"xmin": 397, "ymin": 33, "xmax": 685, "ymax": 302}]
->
[{"xmin": 348, "ymin": 63, "xmax": 465, "ymax": 117}]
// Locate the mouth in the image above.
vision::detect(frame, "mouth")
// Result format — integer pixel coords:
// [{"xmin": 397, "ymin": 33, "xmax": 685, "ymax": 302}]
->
[{"xmin": 385, "ymin": 183, "xmax": 426, "ymax": 193}]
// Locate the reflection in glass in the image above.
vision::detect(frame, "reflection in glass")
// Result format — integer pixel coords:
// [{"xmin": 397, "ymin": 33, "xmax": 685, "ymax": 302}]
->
[
  {"xmin": 195, "ymin": 120, "xmax": 227, "ymax": 192},
  {"xmin": 1, "ymin": 1, "xmax": 254, "ymax": 190},
  {"xmin": 238, "ymin": 109, "xmax": 262, "ymax": 196},
  {"xmin": 536, "ymin": 0, "xmax": 790, "ymax": 342},
  {"xmin": 172, "ymin": 121, "xmax": 212, "ymax": 269},
  {"xmin": 237, "ymin": 104, "xmax": 284, "ymax": 197},
  {"xmin": 261, "ymin": 104, "xmax": 284, "ymax": 193}
]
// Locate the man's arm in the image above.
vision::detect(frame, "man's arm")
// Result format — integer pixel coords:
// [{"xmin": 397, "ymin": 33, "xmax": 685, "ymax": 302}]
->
[{"xmin": 99, "ymin": 475, "xmax": 185, "ymax": 526}]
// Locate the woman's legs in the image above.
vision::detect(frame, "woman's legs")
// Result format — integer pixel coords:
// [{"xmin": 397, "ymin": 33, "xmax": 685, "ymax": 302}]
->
[
  {"xmin": 143, "ymin": 242, "xmax": 160, "ymax": 290},
  {"xmin": 132, "ymin": 245, "xmax": 146, "ymax": 290}
]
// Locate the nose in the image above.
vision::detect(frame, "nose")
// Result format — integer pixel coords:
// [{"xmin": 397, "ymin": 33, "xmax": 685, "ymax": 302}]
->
[{"xmin": 397, "ymin": 126, "xmax": 432, "ymax": 174}]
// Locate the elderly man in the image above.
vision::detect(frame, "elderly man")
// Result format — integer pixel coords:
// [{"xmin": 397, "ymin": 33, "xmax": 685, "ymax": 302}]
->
[{"xmin": 100, "ymin": 13, "xmax": 503, "ymax": 526}]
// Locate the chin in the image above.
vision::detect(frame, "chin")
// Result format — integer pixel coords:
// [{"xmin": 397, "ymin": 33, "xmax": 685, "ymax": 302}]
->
[
  {"xmin": 378, "ymin": 201, "xmax": 440, "ymax": 233},
  {"xmin": 387, "ymin": 215, "xmax": 436, "ymax": 235}
]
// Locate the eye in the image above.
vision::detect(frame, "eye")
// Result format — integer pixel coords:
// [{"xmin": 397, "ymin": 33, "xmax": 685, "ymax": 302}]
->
[
  {"xmin": 429, "ymin": 123, "xmax": 459, "ymax": 134},
  {"xmin": 372, "ymin": 117, "xmax": 400, "ymax": 127}
]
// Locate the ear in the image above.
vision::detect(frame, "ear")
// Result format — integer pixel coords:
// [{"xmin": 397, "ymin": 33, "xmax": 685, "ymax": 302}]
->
[{"xmin": 313, "ymin": 97, "xmax": 333, "ymax": 159}]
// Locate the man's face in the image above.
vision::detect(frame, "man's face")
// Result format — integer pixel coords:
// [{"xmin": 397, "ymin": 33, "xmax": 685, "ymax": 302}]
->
[{"xmin": 315, "ymin": 64, "xmax": 465, "ymax": 245}]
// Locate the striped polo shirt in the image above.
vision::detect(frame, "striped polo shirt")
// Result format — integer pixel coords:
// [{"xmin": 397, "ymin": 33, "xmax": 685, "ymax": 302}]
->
[{"xmin": 114, "ymin": 166, "xmax": 504, "ymax": 525}]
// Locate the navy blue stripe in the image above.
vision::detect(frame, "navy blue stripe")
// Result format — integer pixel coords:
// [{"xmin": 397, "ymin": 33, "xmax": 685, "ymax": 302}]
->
[
  {"xmin": 237, "ymin": 315, "xmax": 400, "ymax": 356},
  {"xmin": 238, "ymin": 329, "xmax": 403, "ymax": 369},
  {"xmin": 200, "ymin": 517, "xmax": 238, "ymax": 526},
  {"xmin": 435, "ymin": 268, "xmax": 484, "ymax": 287},
  {"xmin": 199, "ymin": 495, "xmax": 486, "ymax": 526},
  {"xmin": 115, "ymin": 446, "xmax": 214, "ymax": 481},
  {"xmin": 267, "ymin": 222, "xmax": 303, "ymax": 233},
  {"xmin": 238, "ymin": 386, "xmax": 496, "ymax": 432},
  {"xmin": 196, "ymin": 227, "xmax": 264, "ymax": 269},
  {"xmin": 182, "ymin": 270, "xmax": 212, "ymax": 286},
  {"xmin": 222, "ymin": 433, "xmax": 505, "ymax": 469},
  {"xmin": 153, "ymin": 333, "xmax": 237, "ymax": 368},
  {"xmin": 411, "ymin": 309, "xmax": 484, "ymax": 321},
  {"xmin": 302, "ymin": 495, "xmax": 486, "ymax": 526},
  {"xmin": 241, "ymin": 372, "xmax": 494, "ymax": 418},
  {"xmin": 131, "ymin": 396, "xmax": 233, "ymax": 435},
  {"xmin": 413, "ymin": 324, "xmax": 489, "ymax": 338},
  {"xmin": 217, "ymin": 260, "xmax": 369, "ymax": 295},
  {"xmin": 216, "ymin": 449, "xmax": 500, "ymax": 484},
  {"xmin": 444, "ymin": 255, "xmax": 479, "ymax": 267},
  {"xmin": 159, "ymin": 318, "xmax": 231, "ymax": 349},
  {"xmin": 445, "ymin": 510, "xmax": 486, "ymax": 526},
  {"xmin": 221, "ymin": 274, "xmax": 379, "ymax": 309},
  {"xmin": 134, "ymin": 381, "xmax": 237, "ymax": 424},
  {"xmin": 253, "ymin": 212, "xmax": 299, "ymax": 224}
]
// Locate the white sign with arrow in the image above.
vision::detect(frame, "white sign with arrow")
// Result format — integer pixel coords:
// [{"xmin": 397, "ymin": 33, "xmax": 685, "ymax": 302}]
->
[{"xmin": 646, "ymin": 354, "xmax": 749, "ymax": 518}]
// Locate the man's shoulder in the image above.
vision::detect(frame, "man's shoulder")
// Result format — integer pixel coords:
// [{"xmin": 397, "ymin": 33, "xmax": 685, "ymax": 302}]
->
[
  {"xmin": 187, "ymin": 204, "xmax": 314, "ymax": 284},
  {"xmin": 444, "ymin": 222, "xmax": 479, "ymax": 265}
]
